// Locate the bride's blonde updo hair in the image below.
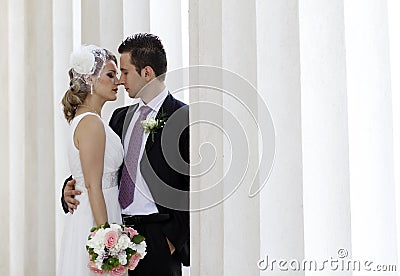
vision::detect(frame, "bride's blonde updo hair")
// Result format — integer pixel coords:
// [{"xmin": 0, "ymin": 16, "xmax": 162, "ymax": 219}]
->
[{"xmin": 62, "ymin": 45, "xmax": 117, "ymax": 123}]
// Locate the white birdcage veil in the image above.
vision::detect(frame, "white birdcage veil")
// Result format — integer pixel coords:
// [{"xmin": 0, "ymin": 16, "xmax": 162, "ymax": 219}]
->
[{"xmin": 69, "ymin": 44, "xmax": 108, "ymax": 83}]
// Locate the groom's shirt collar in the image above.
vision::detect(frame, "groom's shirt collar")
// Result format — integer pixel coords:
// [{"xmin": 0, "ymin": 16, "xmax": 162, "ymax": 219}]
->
[{"xmin": 137, "ymin": 87, "xmax": 169, "ymax": 114}]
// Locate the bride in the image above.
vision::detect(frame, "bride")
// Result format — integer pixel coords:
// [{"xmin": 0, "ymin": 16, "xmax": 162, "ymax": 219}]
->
[{"xmin": 57, "ymin": 45, "xmax": 123, "ymax": 275}]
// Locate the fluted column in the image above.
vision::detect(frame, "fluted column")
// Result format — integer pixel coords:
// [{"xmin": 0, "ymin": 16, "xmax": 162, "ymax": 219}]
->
[
  {"xmin": 53, "ymin": 0, "xmax": 74, "ymax": 269},
  {"xmin": 122, "ymin": 0, "xmax": 150, "ymax": 104},
  {"xmin": 8, "ymin": 0, "xmax": 26, "ymax": 274},
  {"xmin": 99, "ymin": 1, "xmax": 124, "ymax": 119},
  {"xmin": 150, "ymin": 0, "xmax": 183, "ymax": 73},
  {"xmin": 189, "ymin": 0, "xmax": 224, "ymax": 275},
  {"xmin": 24, "ymin": 0, "xmax": 55, "ymax": 274},
  {"xmin": 256, "ymin": 0, "xmax": 305, "ymax": 275},
  {"xmin": 99, "ymin": 1, "xmax": 123, "ymax": 52},
  {"xmin": 387, "ymin": 0, "xmax": 400, "ymax": 270},
  {"xmin": 81, "ymin": 0, "xmax": 100, "ymax": 45},
  {"xmin": 189, "ymin": 0, "xmax": 261, "ymax": 275},
  {"xmin": 344, "ymin": 0, "xmax": 398, "ymax": 274},
  {"xmin": 150, "ymin": 0, "xmax": 185, "ymax": 104},
  {"xmin": 81, "ymin": 0, "xmax": 124, "ymax": 121},
  {"xmin": 123, "ymin": 0, "xmax": 150, "ymax": 37},
  {"xmin": 221, "ymin": 0, "xmax": 260, "ymax": 275},
  {"xmin": 299, "ymin": 1, "xmax": 353, "ymax": 275},
  {"xmin": 0, "ymin": 0, "xmax": 10, "ymax": 275}
]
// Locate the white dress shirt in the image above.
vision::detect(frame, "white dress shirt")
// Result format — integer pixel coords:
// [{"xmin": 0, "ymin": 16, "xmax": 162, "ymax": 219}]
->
[{"xmin": 121, "ymin": 87, "xmax": 169, "ymax": 215}]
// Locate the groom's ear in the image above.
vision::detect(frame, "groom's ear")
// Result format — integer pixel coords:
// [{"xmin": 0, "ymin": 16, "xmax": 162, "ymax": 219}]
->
[{"xmin": 141, "ymin": 66, "xmax": 156, "ymax": 81}]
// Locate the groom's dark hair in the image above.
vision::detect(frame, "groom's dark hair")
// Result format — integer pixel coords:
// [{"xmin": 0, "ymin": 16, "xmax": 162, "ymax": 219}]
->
[{"xmin": 118, "ymin": 33, "xmax": 167, "ymax": 81}]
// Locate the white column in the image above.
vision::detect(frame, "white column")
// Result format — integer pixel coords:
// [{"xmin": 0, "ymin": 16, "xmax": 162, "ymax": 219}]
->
[
  {"xmin": 150, "ymin": 0, "xmax": 183, "ymax": 73},
  {"xmin": 82, "ymin": 0, "xmax": 125, "ymax": 120},
  {"xmin": 24, "ymin": 4, "xmax": 38, "ymax": 271},
  {"xmin": 190, "ymin": 1, "xmax": 262, "ymax": 275},
  {"xmin": 0, "ymin": 0, "xmax": 10, "ymax": 275},
  {"xmin": 99, "ymin": 1, "xmax": 123, "ymax": 52},
  {"xmin": 53, "ymin": 0, "xmax": 74, "ymax": 269},
  {"xmin": 24, "ymin": 0, "xmax": 56, "ymax": 274},
  {"xmin": 36, "ymin": 0, "xmax": 56, "ymax": 270},
  {"xmin": 123, "ymin": 0, "xmax": 150, "ymax": 37},
  {"xmin": 387, "ymin": 0, "xmax": 400, "ymax": 271},
  {"xmin": 99, "ymin": 1, "xmax": 124, "ymax": 121},
  {"xmin": 299, "ymin": 1, "xmax": 353, "ymax": 274},
  {"xmin": 81, "ymin": 0, "xmax": 100, "ymax": 45},
  {"xmin": 122, "ymin": 0, "xmax": 150, "ymax": 104},
  {"xmin": 8, "ymin": 0, "xmax": 25, "ymax": 274},
  {"xmin": 256, "ymin": 0, "xmax": 305, "ymax": 275},
  {"xmin": 221, "ymin": 1, "xmax": 260, "ymax": 275},
  {"xmin": 345, "ymin": 0, "xmax": 398, "ymax": 274},
  {"xmin": 72, "ymin": 0, "xmax": 81, "ymax": 49},
  {"xmin": 82, "ymin": 1, "xmax": 125, "ymax": 120},
  {"xmin": 189, "ymin": 1, "xmax": 224, "ymax": 276},
  {"xmin": 150, "ymin": 0, "xmax": 186, "ymax": 104}
]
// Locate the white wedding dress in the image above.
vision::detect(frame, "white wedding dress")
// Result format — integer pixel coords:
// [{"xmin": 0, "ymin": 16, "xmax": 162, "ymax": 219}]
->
[{"xmin": 58, "ymin": 112, "xmax": 124, "ymax": 276}]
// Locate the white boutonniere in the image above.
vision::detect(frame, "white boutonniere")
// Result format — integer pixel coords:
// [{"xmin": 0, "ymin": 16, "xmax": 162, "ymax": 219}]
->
[{"xmin": 141, "ymin": 109, "xmax": 168, "ymax": 142}]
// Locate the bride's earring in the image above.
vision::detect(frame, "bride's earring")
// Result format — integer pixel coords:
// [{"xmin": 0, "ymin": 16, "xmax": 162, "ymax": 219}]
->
[{"xmin": 90, "ymin": 84, "xmax": 93, "ymax": 95}]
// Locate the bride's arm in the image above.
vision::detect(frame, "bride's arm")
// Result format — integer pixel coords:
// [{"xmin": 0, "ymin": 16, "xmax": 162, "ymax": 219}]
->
[{"xmin": 75, "ymin": 115, "xmax": 108, "ymax": 226}]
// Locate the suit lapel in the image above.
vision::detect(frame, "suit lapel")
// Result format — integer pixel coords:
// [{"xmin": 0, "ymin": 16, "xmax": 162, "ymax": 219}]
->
[{"xmin": 121, "ymin": 104, "xmax": 139, "ymax": 145}]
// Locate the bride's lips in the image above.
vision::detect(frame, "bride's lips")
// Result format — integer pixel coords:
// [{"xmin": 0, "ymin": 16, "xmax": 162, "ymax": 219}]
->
[{"xmin": 112, "ymin": 88, "xmax": 118, "ymax": 93}]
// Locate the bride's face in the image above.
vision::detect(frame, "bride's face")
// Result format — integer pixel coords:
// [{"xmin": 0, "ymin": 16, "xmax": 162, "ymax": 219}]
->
[{"xmin": 92, "ymin": 61, "xmax": 119, "ymax": 101}]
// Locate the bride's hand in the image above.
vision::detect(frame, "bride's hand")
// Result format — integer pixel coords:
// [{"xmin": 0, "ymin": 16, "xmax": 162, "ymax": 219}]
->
[
  {"xmin": 64, "ymin": 179, "xmax": 81, "ymax": 214},
  {"xmin": 166, "ymin": 237, "xmax": 175, "ymax": 255}
]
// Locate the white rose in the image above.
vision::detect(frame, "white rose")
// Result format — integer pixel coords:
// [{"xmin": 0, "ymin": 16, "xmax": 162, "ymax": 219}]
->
[
  {"xmin": 110, "ymin": 223, "xmax": 122, "ymax": 234},
  {"xmin": 118, "ymin": 251, "xmax": 128, "ymax": 266},
  {"xmin": 87, "ymin": 233, "xmax": 104, "ymax": 249},
  {"xmin": 90, "ymin": 228, "xmax": 107, "ymax": 249},
  {"xmin": 95, "ymin": 258, "xmax": 103, "ymax": 269},
  {"xmin": 94, "ymin": 247, "xmax": 105, "ymax": 256},
  {"xmin": 147, "ymin": 117, "xmax": 157, "ymax": 127},
  {"xmin": 131, "ymin": 241, "xmax": 147, "ymax": 258},
  {"xmin": 141, "ymin": 117, "xmax": 157, "ymax": 130},
  {"xmin": 117, "ymin": 234, "xmax": 131, "ymax": 250}
]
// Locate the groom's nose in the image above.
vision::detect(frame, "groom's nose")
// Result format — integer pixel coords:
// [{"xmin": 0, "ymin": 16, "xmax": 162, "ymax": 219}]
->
[
  {"xmin": 119, "ymin": 74, "xmax": 126, "ymax": 83},
  {"xmin": 116, "ymin": 77, "xmax": 124, "ymax": 85}
]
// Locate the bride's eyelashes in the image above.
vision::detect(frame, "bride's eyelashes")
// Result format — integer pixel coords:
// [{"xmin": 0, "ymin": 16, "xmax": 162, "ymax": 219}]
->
[{"xmin": 107, "ymin": 72, "xmax": 115, "ymax": 79}]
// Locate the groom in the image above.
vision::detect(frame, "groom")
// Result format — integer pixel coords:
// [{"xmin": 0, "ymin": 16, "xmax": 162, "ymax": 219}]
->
[{"xmin": 62, "ymin": 33, "xmax": 190, "ymax": 276}]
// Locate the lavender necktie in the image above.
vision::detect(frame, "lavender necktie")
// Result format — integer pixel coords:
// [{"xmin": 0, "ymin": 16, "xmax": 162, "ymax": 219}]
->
[{"xmin": 119, "ymin": 105, "xmax": 153, "ymax": 209}]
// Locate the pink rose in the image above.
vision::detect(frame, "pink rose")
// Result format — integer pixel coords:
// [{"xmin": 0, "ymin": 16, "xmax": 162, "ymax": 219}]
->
[
  {"xmin": 127, "ymin": 253, "xmax": 141, "ymax": 270},
  {"xmin": 87, "ymin": 261, "xmax": 104, "ymax": 274},
  {"xmin": 126, "ymin": 227, "xmax": 138, "ymax": 238},
  {"xmin": 110, "ymin": 265, "xmax": 126, "ymax": 276},
  {"xmin": 105, "ymin": 230, "xmax": 118, "ymax": 249}
]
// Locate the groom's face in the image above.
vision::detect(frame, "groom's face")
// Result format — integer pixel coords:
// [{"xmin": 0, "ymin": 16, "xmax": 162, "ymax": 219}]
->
[{"xmin": 119, "ymin": 52, "xmax": 146, "ymax": 99}]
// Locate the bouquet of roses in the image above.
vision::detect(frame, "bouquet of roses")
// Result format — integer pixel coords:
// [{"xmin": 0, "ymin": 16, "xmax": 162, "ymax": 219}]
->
[{"xmin": 86, "ymin": 222, "xmax": 147, "ymax": 275}]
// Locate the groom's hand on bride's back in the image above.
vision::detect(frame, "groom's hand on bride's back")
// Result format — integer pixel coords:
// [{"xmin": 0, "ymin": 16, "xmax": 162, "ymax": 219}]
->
[{"xmin": 62, "ymin": 178, "xmax": 81, "ymax": 214}]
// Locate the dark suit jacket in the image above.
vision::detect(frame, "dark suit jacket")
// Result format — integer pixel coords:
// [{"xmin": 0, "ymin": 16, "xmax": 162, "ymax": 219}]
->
[
  {"xmin": 62, "ymin": 93, "xmax": 190, "ymax": 265},
  {"xmin": 110, "ymin": 93, "xmax": 190, "ymax": 264}
]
